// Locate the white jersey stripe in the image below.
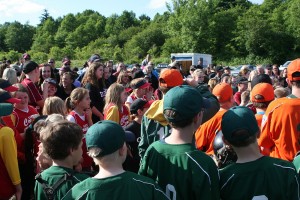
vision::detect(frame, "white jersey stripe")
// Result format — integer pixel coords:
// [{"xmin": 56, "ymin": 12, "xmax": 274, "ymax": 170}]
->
[
  {"xmin": 185, "ymin": 152, "xmax": 211, "ymax": 185},
  {"xmin": 132, "ymin": 178, "xmax": 170, "ymax": 199},
  {"xmin": 221, "ymin": 174, "xmax": 235, "ymax": 190},
  {"xmin": 273, "ymin": 163, "xmax": 296, "ymax": 171}
]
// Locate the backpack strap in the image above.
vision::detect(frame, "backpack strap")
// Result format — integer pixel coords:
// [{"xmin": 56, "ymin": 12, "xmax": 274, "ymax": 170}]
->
[{"xmin": 35, "ymin": 172, "xmax": 74, "ymax": 200}]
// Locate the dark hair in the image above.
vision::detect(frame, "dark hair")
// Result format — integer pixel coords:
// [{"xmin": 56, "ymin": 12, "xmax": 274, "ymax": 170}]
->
[
  {"xmin": 0, "ymin": 63, "xmax": 9, "ymax": 78},
  {"xmin": 159, "ymin": 86, "xmax": 172, "ymax": 95},
  {"xmin": 252, "ymin": 94, "xmax": 272, "ymax": 108},
  {"xmin": 82, "ymin": 62, "xmax": 103, "ymax": 88},
  {"xmin": 291, "ymin": 72, "xmax": 300, "ymax": 88},
  {"xmin": 40, "ymin": 121, "xmax": 83, "ymax": 160},
  {"xmin": 164, "ymin": 109, "xmax": 194, "ymax": 128},
  {"xmin": 38, "ymin": 63, "xmax": 55, "ymax": 87},
  {"xmin": 252, "ymin": 101, "xmax": 271, "ymax": 109},
  {"xmin": 228, "ymin": 129, "xmax": 257, "ymax": 147},
  {"xmin": 24, "ymin": 115, "xmax": 48, "ymax": 175},
  {"xmin": 251, "ymin": 74, "xmax": 272, "ymax": 89}
]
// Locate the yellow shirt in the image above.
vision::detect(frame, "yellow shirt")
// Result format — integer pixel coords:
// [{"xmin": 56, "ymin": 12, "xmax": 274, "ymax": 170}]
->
[{"xmin": 0, "ymin": 126, "xmax": 21, "ymax": 185}]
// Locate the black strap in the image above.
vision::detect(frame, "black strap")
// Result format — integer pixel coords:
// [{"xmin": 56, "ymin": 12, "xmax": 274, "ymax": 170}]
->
[{"xmin": 35, "ymin": 172, "xmax": 73, "ymax": 200}]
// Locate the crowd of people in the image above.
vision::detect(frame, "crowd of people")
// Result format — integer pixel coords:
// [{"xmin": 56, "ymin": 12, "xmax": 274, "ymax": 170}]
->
[{"xmin": 0, "ymin": 53, "xmax": 300, "ymax": 200}]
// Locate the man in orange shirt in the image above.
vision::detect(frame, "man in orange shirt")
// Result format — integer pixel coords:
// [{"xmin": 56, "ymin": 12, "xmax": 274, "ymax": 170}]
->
[
  {"xmin": 258, "ymin": 59, "xmax": 300, "ymax": 161},
  {"xmin": 195, "ymin": 83, "xmax": 234, "ymax": 155},
  {"xmin": 250, "ymin": 83, "xmax": 274, "ymax": 128}
]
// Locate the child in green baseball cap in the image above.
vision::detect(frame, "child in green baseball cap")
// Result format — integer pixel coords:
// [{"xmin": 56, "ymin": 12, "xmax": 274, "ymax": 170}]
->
[
  {"xmin": 220, "ymin": 106, "xmax": 300, "ymax": 200},
  {"xmin": 63, "ymin": 120, "xmax": 169, "ymax": 200},
  {"xmin": 139, "ymin": 85, "xmax": 220, "ymax": 200}
]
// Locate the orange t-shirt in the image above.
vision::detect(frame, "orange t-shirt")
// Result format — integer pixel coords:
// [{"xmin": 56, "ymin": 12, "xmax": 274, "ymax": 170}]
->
[
  {"xmin": 258, "ymin": 97, "xmax": 300, "ymax": 161},
  {"xmin": 195, "ymin": 110, "xmax": 226, "ymax": 155}
]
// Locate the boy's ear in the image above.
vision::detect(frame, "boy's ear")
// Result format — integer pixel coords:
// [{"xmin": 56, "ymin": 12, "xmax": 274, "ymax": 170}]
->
[
  {"xmin": 222, "ymin": 135, "xmax": 231, "ymax": 146},
  {"xmin": 119, "ymin": 143, "xmax": 127, "ymax": 156},
  {"xmin": 137, "ymin": 108, "xmax": 143, "ymax": 115},
  {"xmin": 69, "ymin": 147, "xmax": 74, "ymax": 156}
]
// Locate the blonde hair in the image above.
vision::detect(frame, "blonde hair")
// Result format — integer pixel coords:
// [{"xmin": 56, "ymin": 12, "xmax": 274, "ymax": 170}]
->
[
  {"xmin": 65, "ymin": 87, "xmax": 89, "ymax": 112},
  {"xmin": 45, "ymin": 114, "xmax": 66, "ymax": 124},
  {"xmin": 43, "ymin": 96, "xmax": 66, "ymax": 115},
  {"xmin": 192, "ymin": 69, "xmax": 205, "ymax": 78},
  {"xmin": 3, "ymin": 68, "xmax": 18, "ymax": 84},
  {"xmin": 104, "ymin": 83, "xmax": 125, "ymax": 111},
  {"xmin": 117, "ymin": 71, "xmax": 129, "ymax": 86}
]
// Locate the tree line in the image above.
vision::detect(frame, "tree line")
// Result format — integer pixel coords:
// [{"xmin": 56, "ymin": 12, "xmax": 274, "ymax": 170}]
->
[{"xmin": 0, "ymin": 0, "xmax": 299, "ymax": 66}]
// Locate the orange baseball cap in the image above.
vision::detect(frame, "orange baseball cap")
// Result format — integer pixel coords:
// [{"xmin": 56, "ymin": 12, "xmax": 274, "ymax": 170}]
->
[
  {"xmin": 159, "ymin": 69, "xmax": 183, "ymax": 88},
  {"xmin": 287, "ymin": 59, "xmax": 300, "ymax": 81},
  {"xmin": 212, "ymin": 83, "xmax": 233, "ymax": 103},
  {"xmin": 251, "ymin": 83, "xmax": 274, "ymax": 103}
]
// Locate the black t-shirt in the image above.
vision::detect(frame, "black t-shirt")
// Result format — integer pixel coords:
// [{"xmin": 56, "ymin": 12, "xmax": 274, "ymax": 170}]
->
[
  {"xmin": 123, "ymin": 120, "xmax": 141, "ymax": 173},
  {"xmin": 55, "ymin": 85, "xmax": 75, "ymax": 101},
  {"xmin": 84, "ymin": 82, "xmax": 105, "ymax": 124}
]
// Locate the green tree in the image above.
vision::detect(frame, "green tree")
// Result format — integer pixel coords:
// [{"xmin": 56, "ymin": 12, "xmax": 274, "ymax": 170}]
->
[
  {"xmin": 0, "ymin": 23, "xmax": 10, "ymax": 51},
  {"xmin": 284, "ymin": 0, "xmax": 300, "ymax": 53},
  {"xmin": 139, "ymin": 14, "xmax": 151, "ymax": 22},
  {"xmin": 31, "ymin": 18, "xmax": 58, "ymax": 53},
  {"xmin": 116, "ymin": 11, "xmax": 138, "ymax": 30},
  {"xmin": 54, "ymin": 14, "xmax": 78, "ymax": 47},
  {"xmin": 124, "ymin": 25, "xmax": 166, "ymax": 60},
  {"xmin": 39, "ymin": 9, "xmax": 51, "ymax": 25},
  {"xmin": 5, "ymin": 22, "xmax": 35, "ymax": 52},
  {"xmin": 235, "ymin": 5, "xmax": 293, "ymax": 63},
  {"xmin": 66, "ymin": 13, "xmax": 106, "ymax": 48},
  {"xmin": 208, "ymin": 7, "xmax": 242, "ymax": 61},
  {"xmin": 167, "ymin": 0, "xmax": 215, "ymax": 53},
  {"xmin": 105, "ymin": 14, "xmax": 119, "ymax": 36},
  {"xmin": 6, "ymin": 50, "xmax": 20, "ymax": 62}
]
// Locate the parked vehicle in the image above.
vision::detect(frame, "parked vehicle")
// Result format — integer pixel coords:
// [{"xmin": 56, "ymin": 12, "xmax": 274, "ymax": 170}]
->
[
  {"xmin": 279, "ymin": 61, "xmax": 291, "ymax": 71},
  {"xmin": 155, "ymin": 63, "xmax": 169, "ymax": 73}
]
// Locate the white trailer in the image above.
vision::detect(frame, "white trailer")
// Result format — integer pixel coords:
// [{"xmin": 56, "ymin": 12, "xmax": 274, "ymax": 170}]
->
[{"xmin": 171, "ymin": 53, "xmax": 212, "ymax": 69}]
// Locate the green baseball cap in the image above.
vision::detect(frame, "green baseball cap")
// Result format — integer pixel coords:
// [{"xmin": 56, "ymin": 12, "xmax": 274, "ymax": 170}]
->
[
  {"xmin": 221, "ymin": 106, "xmax": 259, "ymax": 142},
  {"xmin": 0, "ymin": 103, "xmax": 13, "ymax": 116},
  {"xmin": 86, "ymin": 120, "xmax": 134, "ymax": 157},
  {"xmin": 163, "ymin": 85, "xmax": 210, "ymax": 122}
]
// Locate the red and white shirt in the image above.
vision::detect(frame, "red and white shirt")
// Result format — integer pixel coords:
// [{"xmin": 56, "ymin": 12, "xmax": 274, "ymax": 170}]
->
[
  {"xmin": 67, "ymin": 110, "xmax": 92, "ymax": 168},
  {"xmin": 12, "ymin": 106, "xmax": 38, "ymax": 134}
]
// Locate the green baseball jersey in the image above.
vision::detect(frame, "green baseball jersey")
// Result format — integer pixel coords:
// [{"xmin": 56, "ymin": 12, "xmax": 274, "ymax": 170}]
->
[
  {"xmin": 62, "ymin": 171, "xmax": 169, "ymax": 200},
  {"xmin": 293, "ymin": 154, "xmax": 300, "ymax": 174},
  {"xmin": 34, "ymin": 166, "xmax": 89, "ymax": 200},
  {"xmin": 139, "ymin": 140, "xmax": 220, "ymax": 200},
  {"xmin": 220, "ymin": 156, "xmax": 300, "ymax": 200},
  {"xmin": 139, "ymin": 84, "xmax": 220, "ymax": 159}
]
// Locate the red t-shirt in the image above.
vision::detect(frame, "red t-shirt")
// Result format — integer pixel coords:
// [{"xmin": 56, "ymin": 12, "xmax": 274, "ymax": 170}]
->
[
  {"xmin": 68, "ymin": 111, "xmax": 92, "ymax": 169},
  {"xmin": 21, "ymin": 78, "xmax": 43, "ymax": 108},
  {"xmin": 13, "ymin": 106, "xmax": 38, "ymax": 134},
  {"xmin": 233, "ymin": 91, "xmax": 241, "ymax": 105}
]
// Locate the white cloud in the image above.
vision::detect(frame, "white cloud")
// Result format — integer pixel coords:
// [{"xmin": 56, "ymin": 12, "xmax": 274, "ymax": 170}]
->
[
  {"xmin": 0, "ymin": 0, "xmax": 44, "ymax": 17},
  {"xmin": 148, "ymin": 0, "xmax": 171, "ymax": 9}
]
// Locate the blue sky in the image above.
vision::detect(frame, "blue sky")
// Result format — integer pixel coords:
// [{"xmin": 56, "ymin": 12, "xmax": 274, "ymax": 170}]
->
[{"xmin": 0, "ymin": 0, "xmax": 263, "ymax": 26}]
